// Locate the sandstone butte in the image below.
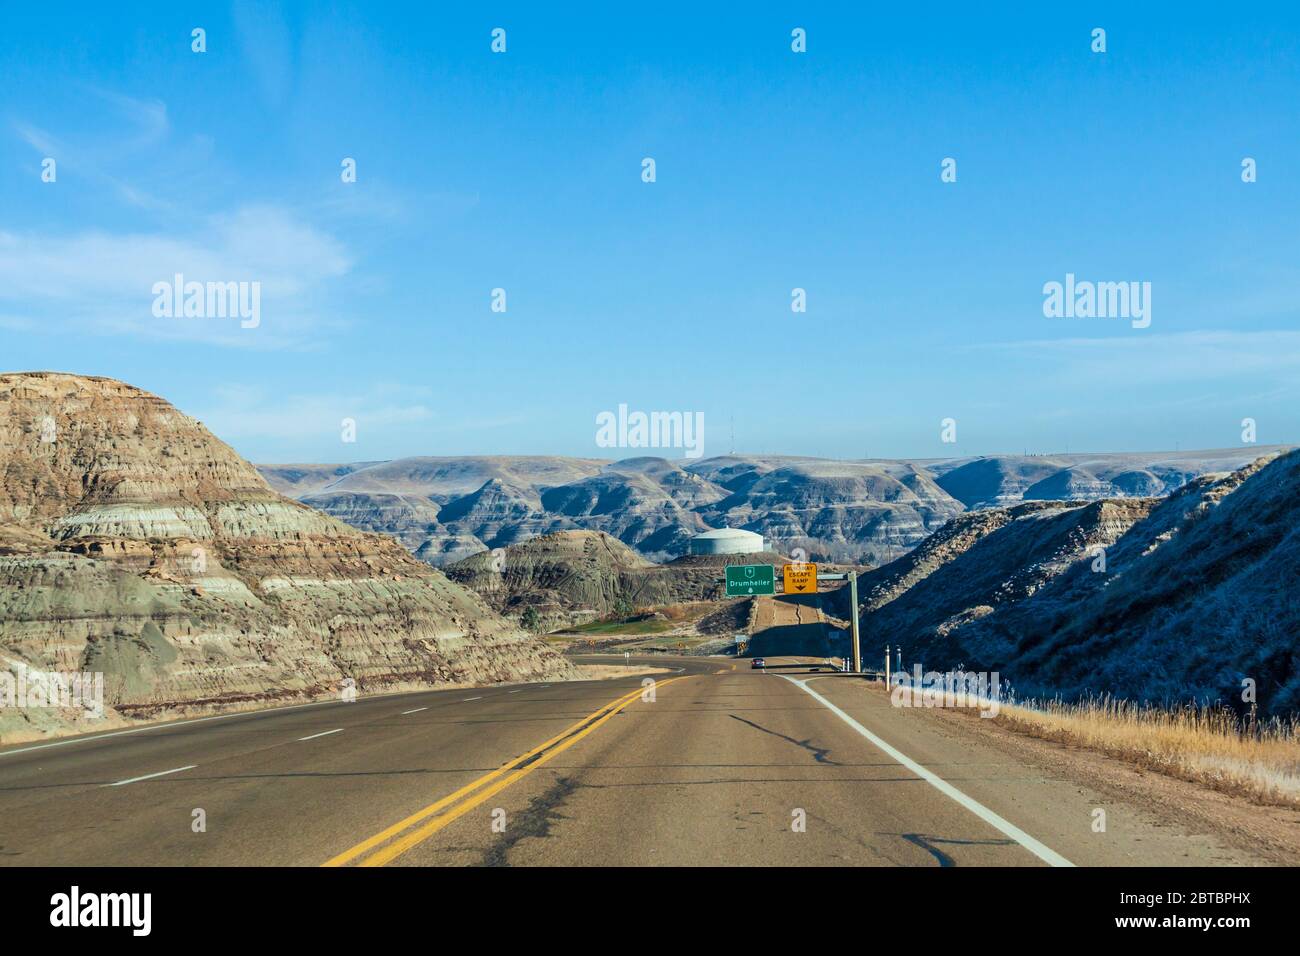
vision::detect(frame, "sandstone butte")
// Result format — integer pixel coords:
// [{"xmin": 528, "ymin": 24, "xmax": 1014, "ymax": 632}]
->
[{"xmin": 0, "ymin": 372, "xmax": 576, "ymax": 742}]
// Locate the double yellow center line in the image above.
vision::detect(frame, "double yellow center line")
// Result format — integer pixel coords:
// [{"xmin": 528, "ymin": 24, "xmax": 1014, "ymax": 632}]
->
[{"xmin": 323, "ymin": 676, "xmax": 687, "ymax": 867}]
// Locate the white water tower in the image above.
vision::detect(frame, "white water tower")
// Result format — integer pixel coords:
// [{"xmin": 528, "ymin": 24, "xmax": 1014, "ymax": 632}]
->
[{"xmin": 688, "ymin": 527, "xmax": 765, "ymax": 556}]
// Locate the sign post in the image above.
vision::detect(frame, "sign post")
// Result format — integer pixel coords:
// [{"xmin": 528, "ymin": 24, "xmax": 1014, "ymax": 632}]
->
[
  {"xmin": 849, "ymin": 571, "xmax": 861, "ymax": 673},
  {"xmin": 815, "ymin": 571, "xmax": 861, "ymax": 674},
  {"xmin": 725, "ymin": 564, "xmax": 775, "ymax": 596}
]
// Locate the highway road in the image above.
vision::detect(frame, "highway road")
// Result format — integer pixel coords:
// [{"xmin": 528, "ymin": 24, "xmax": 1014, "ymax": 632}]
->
[{"xmin": 0, "ymin": 655, "xmax": 1267, "ymax": 866}]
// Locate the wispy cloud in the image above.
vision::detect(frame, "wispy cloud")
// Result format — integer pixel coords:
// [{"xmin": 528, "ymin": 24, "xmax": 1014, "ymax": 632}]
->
[
  {"xmin": 86, "ymin": 88, "xmax": 170, "ymax": 149},
  {"xmin": 981, "ymin": 330, "xmax": 1300, "ymax": 390},
  {"xmin": 191, "ymin": 383, "xmax": 435, "ymax": 447},
  {"xmin": 14, "ymin": 122, "xmax": 59, "ymax": 156},
  {"xmin": 0, "ymin": 205, "xmax": 354, "ymax": 349},
  {"xmin": 13, "ymin": 87, "xmax": 173, "ymax": 210},
  {"xmin": 233, "ymin": 0, "xmax": 296, "ymax": 109}
]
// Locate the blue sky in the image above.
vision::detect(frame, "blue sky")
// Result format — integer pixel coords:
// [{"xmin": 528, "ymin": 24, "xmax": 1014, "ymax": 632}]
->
[{"xmin": 2, "ymin": 2, "xmax": 1298, "ymax": 463}]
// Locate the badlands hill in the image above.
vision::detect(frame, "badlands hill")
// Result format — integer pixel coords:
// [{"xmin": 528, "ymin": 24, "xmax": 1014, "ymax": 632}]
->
[
  {"xmin": 261, "ymin": 448, "xmax": 1278, "ymax": 568},
  {"xmin": 444, "ymin": 529, "xmax": 781, "ymax": 631},
  {"xmin": 837, "ymin": 450, "xmax": 1300, "ymax": 716},
  {"xmin": 694, "ymin": 458, "xmax": 961, "ymax": 564},
  {"xmin": 537, "ymin": 458, "xmax": 724, "ymax": 558},
  {"xmin": 926, "ymin": 448, "xmax": 1263, "ymax": 509},
  {"xmin": 0, "ymin": 373, "xmax": 574, "ymax": 741},
  {"xmin": 261, "ymin": 456, "xmax": 606, "ymax": 565}
]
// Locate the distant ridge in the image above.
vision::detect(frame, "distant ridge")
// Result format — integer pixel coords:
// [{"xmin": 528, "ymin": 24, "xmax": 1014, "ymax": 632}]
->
[{"xmin": 260, "ymin": 447, "xmax": 1285, "ymax": 568}]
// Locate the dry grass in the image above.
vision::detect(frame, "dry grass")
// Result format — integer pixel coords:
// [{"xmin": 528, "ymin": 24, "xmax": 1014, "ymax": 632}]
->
[{"xmin": 991, "ymin": 695, "xmax": 1300, "ymax": 808}]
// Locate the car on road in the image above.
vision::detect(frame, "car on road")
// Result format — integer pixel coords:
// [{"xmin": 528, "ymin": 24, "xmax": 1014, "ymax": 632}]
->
[{"xmin": 751, "ymin": 658, "xmax": 766, "ymax": 669}]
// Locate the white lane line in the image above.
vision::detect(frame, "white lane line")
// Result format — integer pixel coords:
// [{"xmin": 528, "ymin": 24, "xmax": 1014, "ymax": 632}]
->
[
  {"xmin": 462, "ymin": 696, "xmax": 483, "ymax": 701},
  {"xmin": 0, "ymin": 698, "xmax": 346, "ymax": 759},
  {"xmin": 507, "ymin": 690, "xmax": 521, "ymax": 694},
  {"xmin": 104, "ymin": 765, "xmax": 197, "ymax": 788},
  {"xmin": 782, "ymin": 676, "xmax": 1074, "ymax": 868},
  {"xmin": 298, "ymin": 728, "xmax": 343, "ymax": 742},
  {"xmin": 401, "ymin": 707, "xmax": 428, "ymax": 715}
]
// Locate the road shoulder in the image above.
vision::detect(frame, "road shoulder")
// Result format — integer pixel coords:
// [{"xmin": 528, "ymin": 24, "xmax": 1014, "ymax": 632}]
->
[{"xmin": 807, "ymin": 675, "xmax": 1299, "ymax": 866}]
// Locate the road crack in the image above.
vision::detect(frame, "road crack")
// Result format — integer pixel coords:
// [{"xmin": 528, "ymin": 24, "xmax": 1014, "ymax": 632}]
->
[
  {"xmin": 481, "ymin": 774, "xmax": 579, "ymax": 866},
  {"xmin": 729, "ymin": 714, "xmax": 840, "ymax": 765}
]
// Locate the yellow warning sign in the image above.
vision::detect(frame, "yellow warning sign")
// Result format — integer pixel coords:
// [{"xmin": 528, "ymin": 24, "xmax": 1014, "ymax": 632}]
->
[{"xmin": 783, "ymin": 563, "xmax": 818, "ymax": 594}]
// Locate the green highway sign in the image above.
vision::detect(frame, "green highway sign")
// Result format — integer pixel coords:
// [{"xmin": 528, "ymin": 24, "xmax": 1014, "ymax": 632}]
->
[{"xmin": 725, "ymin": 564, "xmax": 775, "ymax": 596}]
